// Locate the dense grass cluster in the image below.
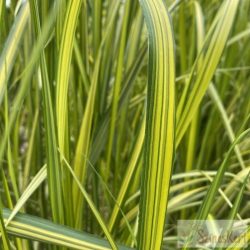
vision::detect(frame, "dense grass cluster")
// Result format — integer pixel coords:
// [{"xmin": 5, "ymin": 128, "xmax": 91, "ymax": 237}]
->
[{"xmin": 0, "ymin": 0, "xmax": 250, "ymax": 249}]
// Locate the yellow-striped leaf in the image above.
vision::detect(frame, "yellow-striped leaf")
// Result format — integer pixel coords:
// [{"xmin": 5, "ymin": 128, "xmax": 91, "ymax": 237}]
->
[{"xmin": 138, "ymin": 0, "xmax": 175, "ymax": 249}]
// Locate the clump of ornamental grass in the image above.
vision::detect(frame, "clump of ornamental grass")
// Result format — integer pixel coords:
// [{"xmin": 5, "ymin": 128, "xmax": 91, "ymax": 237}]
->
[{"xmin": 0, "ymin": 0, "xmax": 249, "ymax": 249}]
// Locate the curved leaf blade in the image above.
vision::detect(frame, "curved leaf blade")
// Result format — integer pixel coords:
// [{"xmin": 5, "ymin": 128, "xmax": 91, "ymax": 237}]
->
[{"xmin": 138, "ymin": 0, "xmax": 175, "ymax": 249}]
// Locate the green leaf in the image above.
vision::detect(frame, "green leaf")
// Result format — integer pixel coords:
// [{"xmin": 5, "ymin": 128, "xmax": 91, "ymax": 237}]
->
[
  {"xmin": 0, "ymin": 0, "xmax": 60, "ymax": 191},
  {"xmin": 0, "ymin": 1, "xmax": 29, "ymax": 105},
  {"xmin": 176, "ymin": 0, "xmax": 240, "ymax": 146},
  {"xmin": 0, "ymin": 201, "xmax": 11, "ymax": 249},
  {"xmin": 109, "ymin": 117, "xmax": 145, "ymax": 232},
  {"xmin": 28, "ymin": 0, "xmax": 66, "ymax": 224},
  {"xmin": 61, "ymin": 152, "xmax": 118, "ymax": 250},
  {"xmin": 72, "ymin": 0, "xmax": 121, "ymax": 229},
  {"xmin": 2, "ymin": 209, "xmax": 133, "ymax": 250},
  {"xmin": 72, "ymin": 53, "xmax": 101, "ymax": 229},
  {"xmin": 106, "ymin": 0, "xmax": 132, "ymax": 181},
  {"xmin": 196, "ymin": 129, "xmax": 250, "ymax": 221},
  {"xmin": 138, "ymin": 0, "xmax": 175, "ymax": 249},
  {"xmin": 215, "ymin": 172, "xmax": 250, "ymax": 250},
  {"xmin": 208, "ymin": 83, "xmax": 246, "ymax": 169},
  {"xmin": 5, "ymin": 165, "xmax": 47, "ymax": 227},
  {"xmin": 56, "ymin": 0, "xmax": 82, "ymax": 155}
]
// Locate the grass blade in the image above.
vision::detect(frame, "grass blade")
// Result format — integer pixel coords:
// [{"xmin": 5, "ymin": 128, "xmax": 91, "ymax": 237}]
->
[
  {"xmin": 176, "ymin": 0, "xmax": 240, "ymax": 146},
  {"xmin": 72, "ymin": 53, "xmax": 101, "ymax": 229},
  {"xmin": 106, "ymin": 0, "xmax": 132, "ymax": 182},
  {"xmin": 0, "ymin": 0, "xmax": 60, "ymax": 188},
  {"xmin": 28, "ymin": 0, "xmax": 66, "ymax": 224},
  {"xmin": 5, "ymin": 165, "xmax": 47, "ymax": 227},
  {"xmin": 56, "ymin": 0, "xmax": 82, "ymax": 155},
  {"xmin": 61, "ymin": 152, "xmax": 118, "ymax": 250},
  {"xmin": 109, "ymin": 117, "xmax": 145, "ymax": 232},
  {"xmin": 0, "ymin": 1, "xmax": 29, "ymax": 105},
  {"xmin": 215, "ymin": 172, "xmax": 250, "ymax": 250},
  {"xmin": 2, "ymin": 209, "xmax": 133, "ymax": 250},
  {"xmin": 138, "ymin": 1, "xmax": 175, "ymax": 249},
  {"xmin": 208, "ymin": 83, "xmax": 246, "ymax": 169},
  {"xmin": 196, "ymin": 129, "xmax": 250, "ymax": 221},
  {"xmin": 0, "ymin": 201, "xmax": 11, "ymax": 249}
]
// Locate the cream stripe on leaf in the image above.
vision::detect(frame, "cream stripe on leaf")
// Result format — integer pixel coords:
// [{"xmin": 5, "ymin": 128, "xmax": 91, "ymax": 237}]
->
[
  {"xmin": 56, "ymin": 0, "xmax": 82, "ymax": 154},
  {"xmin": 138, "ymin": 0, "xmax": 175, "ymax": 250},
  {"xmin": 2, "ymin": 209, "xmax": 132, "ymax": 250},
  {"xmin": 176, "ymin": 0, "xmax": 240, "ymax": 146},
  {"xmin": 0, "ymin": 1, "xmax": 29, "ymax": 105},
  {"xmin": 55, "ymin": 0, "xmax": 83, "ymax": 226}
]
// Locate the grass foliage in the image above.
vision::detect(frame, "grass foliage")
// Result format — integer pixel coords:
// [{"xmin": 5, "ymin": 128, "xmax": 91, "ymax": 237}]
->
[{"xmin": 0, "ymin": 0, "xmax": 250, "ymax": 249}]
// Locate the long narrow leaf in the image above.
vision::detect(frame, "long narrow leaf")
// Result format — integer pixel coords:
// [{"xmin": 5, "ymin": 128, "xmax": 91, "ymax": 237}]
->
[
  {"xmin": 176, "ymin": 0, "xmax": 240, "ymax": 146},
  {"xmin": 3, "ymin": 209, "xmax": 132, "ymax": 250},
  {"xmin": 0, "ymin": 1, "xmax": 29, "ymax": 105},
  {"xmin": 56, "ymin": 0, "xmax": 82, "ymax": 154},
  {"xmin": 138, "ymin": 1, "xmax": 175, "ymax": 249}
]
